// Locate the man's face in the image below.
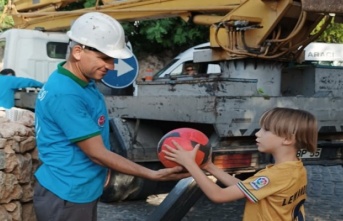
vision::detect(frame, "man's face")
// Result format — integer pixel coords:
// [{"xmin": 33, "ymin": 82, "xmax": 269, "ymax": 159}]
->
[
  {"xmin": 186, "ymin": 67, "xmax": 195, "ymax": 75},
  {"xmin": 78, "ymin": 47, "xmax": 115, "ymax": 81}
]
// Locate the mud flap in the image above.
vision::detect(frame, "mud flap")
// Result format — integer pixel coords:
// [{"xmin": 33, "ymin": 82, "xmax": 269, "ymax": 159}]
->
[{"xmin": 147, "ymin": 177, "xmax": 204, "ymax": 221}]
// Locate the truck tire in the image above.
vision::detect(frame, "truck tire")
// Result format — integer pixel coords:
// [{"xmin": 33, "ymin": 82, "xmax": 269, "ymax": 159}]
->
[
  {"xmin": 305, "ymin": 165, "xmax": 343, "ymax": 221},
  {"xmin": 147, "ymin": 177, "xmax": 204, "ymax": 221}
]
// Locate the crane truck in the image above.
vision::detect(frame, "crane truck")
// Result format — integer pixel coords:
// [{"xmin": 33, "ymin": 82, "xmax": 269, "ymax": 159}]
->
[{"xmin": 1, "ymin": 1, "xmax": 343, "ymax": 214}]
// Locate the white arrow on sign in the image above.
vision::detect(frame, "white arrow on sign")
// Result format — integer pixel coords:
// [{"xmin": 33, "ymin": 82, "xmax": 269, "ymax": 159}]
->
[{"xmin": 116, "ymin": 59, "xmax": 134, "ymax": 77}]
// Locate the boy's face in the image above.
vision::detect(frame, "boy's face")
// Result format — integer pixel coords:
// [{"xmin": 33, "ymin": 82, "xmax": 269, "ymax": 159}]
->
[{"xmin": 255, "ymin": 128, "xmax": 285, "ymax": 153}]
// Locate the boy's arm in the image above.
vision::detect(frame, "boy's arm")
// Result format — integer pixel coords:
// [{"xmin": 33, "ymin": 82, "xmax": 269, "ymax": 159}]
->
[
  {"xmin": 179, "ymin": 157, "xmax": 245, "ymax": 203},
  {"xmin": 204, "ymin": 162, "xmax": 241, "ymax": 186}
]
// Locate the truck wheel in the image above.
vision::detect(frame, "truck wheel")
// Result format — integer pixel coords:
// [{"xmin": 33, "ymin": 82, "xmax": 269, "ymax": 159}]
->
[
  {"xmin": 100, "ymin": 163, "xmax": 159, "ymax": 202},
  {"xmin": 305, "ymin": 165, "xmax": 343, "ymax": 221},
  {"xmin": 146, "ymin": 177, "xmax": 204, "ymax": 221}
]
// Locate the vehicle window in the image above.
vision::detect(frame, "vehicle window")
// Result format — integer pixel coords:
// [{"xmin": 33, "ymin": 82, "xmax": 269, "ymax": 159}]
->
[
  {"xmin": 47, "ymin": 42, "xmax": 68, "ymax": 59},
  {"xmin": 154, "ymin": 59, "xmax": 180, "ymax": 78},
  {"xmin": 196, "ymin": 62, "xmax": 221, "ymax": 75},
  {"xmin": 170, "ymin": 64, "xmax": 184, "ymax": 76},
  {"xmin": 0, "ymin": 40, "xmax": 5, "ymax": 70},
  {"xmin": 207, "ymin": 63, "xmax": 221, "ymax": 74}
]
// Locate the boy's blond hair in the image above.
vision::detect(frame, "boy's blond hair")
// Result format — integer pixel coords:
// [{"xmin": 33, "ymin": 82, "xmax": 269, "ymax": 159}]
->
[{"xmin": 259, "ymin": 107, "xmax": 318, "ymax": 152}]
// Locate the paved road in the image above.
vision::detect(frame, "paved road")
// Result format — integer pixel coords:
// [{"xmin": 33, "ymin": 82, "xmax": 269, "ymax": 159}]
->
[
  {"xmin": 97, "ymin": 165, "xmax": 343, "ymax": 221},
  {"xmin": 98, "ymin": 194, "xmax": 245, "ymax": 221}
]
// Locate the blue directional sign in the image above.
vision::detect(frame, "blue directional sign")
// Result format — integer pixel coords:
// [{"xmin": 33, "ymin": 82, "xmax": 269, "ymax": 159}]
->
[{"xmin": 102, "ymin": 55, "xmax": 139, "ymax": 89}]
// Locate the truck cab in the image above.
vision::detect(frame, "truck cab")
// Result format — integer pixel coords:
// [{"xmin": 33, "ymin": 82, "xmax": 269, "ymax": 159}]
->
[
  {"xmin": 0, "ymin": 29, "xmax": 69, "ymax": 82},
  {"xmin": 154, "ymin": 43, "xmax": 221, "ymax": 79}
]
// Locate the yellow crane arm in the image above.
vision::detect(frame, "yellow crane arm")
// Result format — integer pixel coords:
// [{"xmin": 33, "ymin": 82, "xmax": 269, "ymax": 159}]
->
[
  {"xmin": 3, "ymin": 0, "xmax": 343, "ymax": 61},
  {"xmin": 6, "ymin": 0, "xmax": 236, "ymax": 30}
]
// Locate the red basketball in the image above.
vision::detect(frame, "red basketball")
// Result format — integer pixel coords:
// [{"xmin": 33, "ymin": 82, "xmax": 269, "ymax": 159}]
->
[{"xmin": 157, "ymin": 128, "xmax": 211, "ymax": 168}]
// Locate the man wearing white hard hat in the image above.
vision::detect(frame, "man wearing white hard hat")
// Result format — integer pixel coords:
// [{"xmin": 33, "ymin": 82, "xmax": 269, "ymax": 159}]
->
[{"xmin": 33, "ymin": 12, "xmax": 188, "ymax": 221}]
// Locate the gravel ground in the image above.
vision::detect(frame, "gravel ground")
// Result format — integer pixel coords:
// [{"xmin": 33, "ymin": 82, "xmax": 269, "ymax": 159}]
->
[{"xmin": 98, "ymin": 165, "xmax": 343, "ymax": 221}]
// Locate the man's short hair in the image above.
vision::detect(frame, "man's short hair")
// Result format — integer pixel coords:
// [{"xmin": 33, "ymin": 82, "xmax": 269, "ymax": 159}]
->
[{"xmin": 0, "ymin": 68, "xmax": 16, "ymax": 76}]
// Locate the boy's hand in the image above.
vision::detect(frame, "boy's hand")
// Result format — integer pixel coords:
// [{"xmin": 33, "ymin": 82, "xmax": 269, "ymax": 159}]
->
[
  {"xmin": 163, "ymin": 140, "xmax": 199, "ymax": 168},
  {"xmin": 200, "ymin": 153, "xmax": 214, "ymax": 171}
]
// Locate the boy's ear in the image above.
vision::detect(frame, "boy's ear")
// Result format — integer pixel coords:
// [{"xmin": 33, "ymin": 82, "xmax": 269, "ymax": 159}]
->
[{"xmin": 282, "ymin": 136, "xmax": 295, "ymax": 146}]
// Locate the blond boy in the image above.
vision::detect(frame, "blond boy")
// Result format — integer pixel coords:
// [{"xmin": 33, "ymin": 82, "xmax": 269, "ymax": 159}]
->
[{"xmin": 164, "ymin": 107, "xmax": 318, "ymax": 221}]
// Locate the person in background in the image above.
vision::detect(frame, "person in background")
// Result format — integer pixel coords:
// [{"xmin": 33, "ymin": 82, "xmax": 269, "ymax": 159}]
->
[
  {"xmin": 0, "ymin": 68, "xmax": 43, "ymax": 109},
  {"xmin": 1, "ymin": 68, "xmax": 16, "ymax": 76},
  {"xmin": 164, "ymin": 107, "xmax": 318, "ymax": 221},
  {"xmin": 33, "ymin": 12, "xmax": 188, "ymax": 221},
  {"xmin": 184, "ymin": 64, "xmax": 197, "ymax": 76}
]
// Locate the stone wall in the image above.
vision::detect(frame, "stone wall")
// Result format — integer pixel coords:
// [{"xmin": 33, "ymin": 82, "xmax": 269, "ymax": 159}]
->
[
  {"xmin": 136, "ymin": 52, "xmax": 173, "ymax": 81},
  {"xmin": 0, "ymin": 108, "xmax": 38, "ymax": 221}
]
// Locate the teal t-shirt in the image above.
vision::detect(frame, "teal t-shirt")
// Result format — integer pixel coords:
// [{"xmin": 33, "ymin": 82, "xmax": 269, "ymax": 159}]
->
[
  {"xmin": 0, "ymin": 75, "xmax": 43, "ymax": 109},
  {"xmin": 35, "ymin": 63, "xmax": 110, "ymax": 203}
]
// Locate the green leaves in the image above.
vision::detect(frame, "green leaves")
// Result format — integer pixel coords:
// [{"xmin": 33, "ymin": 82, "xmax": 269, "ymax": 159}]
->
[
  {"xmin": 0, "ymin": 15, "xmax": 13, "ymax": 30},
  {"xmin": 123, "ymin": 17, "xmax": 209, "ymax": 56},
  {"xmin": 314, "ymin": 18, "xmax": 343, "ymax": 43},
  {"xmin": 145, "ymin": 21, "xmax": 170, "ymax": 43},
  {"xmin": 0, "ymin": 0, "xmax": 14, "ymax": 31}
]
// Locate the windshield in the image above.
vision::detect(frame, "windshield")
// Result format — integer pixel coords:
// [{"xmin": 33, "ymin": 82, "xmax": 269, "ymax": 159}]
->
[{"xmin": 154, "ymin": 59, "xmax": 179, "ymax": 78}]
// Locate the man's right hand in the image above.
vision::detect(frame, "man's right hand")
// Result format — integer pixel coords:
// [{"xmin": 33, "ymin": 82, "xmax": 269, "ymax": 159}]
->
[{"xmin": 152, "ymin": 166, "xmax": 190, "ymax": 181}]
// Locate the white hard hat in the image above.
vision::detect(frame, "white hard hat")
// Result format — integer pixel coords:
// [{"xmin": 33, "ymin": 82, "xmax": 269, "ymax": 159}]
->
[{"xmin": 67, "ymin": 12, "xmax": 132, "ymax": 59}]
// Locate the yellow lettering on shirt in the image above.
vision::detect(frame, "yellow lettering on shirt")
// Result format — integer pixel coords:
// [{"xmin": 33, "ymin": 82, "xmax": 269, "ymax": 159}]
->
[{"xmin": 282, "ymin": 185, "xmax": 306, "ymax": 206}]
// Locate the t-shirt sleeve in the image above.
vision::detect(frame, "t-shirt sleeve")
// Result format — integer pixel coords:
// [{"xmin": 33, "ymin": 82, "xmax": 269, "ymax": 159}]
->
[
  {"xmin": 46, "ymin": 94, "xmax": 100, "ymax": 141},
  {"xmin": 236, "ymin": 167, "xmax": 293, "ymax": 203}
]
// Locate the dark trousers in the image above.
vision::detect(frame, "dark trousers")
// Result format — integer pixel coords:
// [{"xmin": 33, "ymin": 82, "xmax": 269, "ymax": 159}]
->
[{"xmin": 33, "ymin": 181, "xmax": 98, "ymax": 221}]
